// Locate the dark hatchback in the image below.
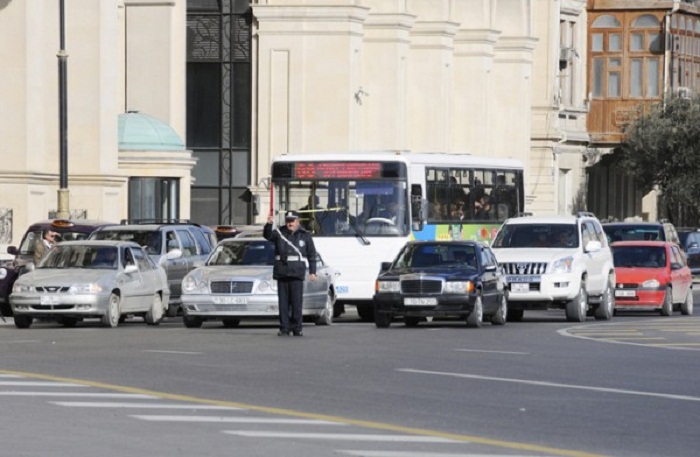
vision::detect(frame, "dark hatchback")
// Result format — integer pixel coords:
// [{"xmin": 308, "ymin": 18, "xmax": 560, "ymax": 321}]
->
[
  {"xmin": 677, "ymin": 228, "xmax": 700, "ymax": 277},
  {"xmin": 0, "ymin": 219, "xmax": 116, "ymax": 316},
  {"xmin": 373, "ymin": 241, "xmax": 507, "ymax": 328}
]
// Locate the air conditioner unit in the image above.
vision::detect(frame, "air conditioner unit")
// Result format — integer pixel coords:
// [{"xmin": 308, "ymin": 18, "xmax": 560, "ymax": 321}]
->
[
  {"xmin": 675, "ymin": 86, "xmax": 692, "ymax": 99},
  {"xmin": 559, "ymin": 47, "xmax": 575, "ymax": 62}
]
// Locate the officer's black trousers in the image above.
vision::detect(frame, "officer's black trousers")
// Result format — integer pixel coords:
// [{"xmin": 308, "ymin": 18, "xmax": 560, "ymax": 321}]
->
[{"xmin": 277, "ymin": 278, "xmax": 304, "ymax": 333}]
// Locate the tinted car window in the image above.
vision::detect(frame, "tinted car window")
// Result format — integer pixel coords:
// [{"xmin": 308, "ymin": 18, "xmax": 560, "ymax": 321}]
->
[
  {"xmin": 207, "ymin": 241, "xmax": 275, "ymax": 266},
  {"xmin": 91, "ymin": 230, "xmax": 162, "ymax": 255},
  {"xmin": 604, "ymin": 224, "xmax": 663, "ymax": 242},
  {"xmin": 492, "ymin": 224, "xmax": 579, "ymax": 248},
  {"xmin": 190, "ymin": 227, "xmax": 213, "ymax": 255},
  {"xmin": 394, "ymin": 244, "xmax": 478, "ymax": 269},
  {"xmin": 611, "ymin": 245, "xmax": 666, "ymax": 268}
]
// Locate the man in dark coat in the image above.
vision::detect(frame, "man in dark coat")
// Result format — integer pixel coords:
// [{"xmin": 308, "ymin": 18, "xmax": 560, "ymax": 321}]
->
[{"xmin": 263, "ymin": 211, "xmax": 317, "ymax": 336}]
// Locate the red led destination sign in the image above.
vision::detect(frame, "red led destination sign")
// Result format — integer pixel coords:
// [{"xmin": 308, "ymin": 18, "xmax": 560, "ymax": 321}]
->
[{"xmin": 294, "ymin": 162, "xmax": 383, "ymax": 179}]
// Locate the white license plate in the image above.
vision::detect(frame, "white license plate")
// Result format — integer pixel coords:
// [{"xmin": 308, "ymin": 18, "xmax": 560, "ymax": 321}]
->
[
  {"xmin": 40, "ymin": 295, "xmax": 60, "ymax": 305},
  {"xmin": 615, "ymin": 290, "xmax": 636, "ymax": 298},
  {"xmin": 404, "ymin": 297, "xmax": 438, "ymax": 306},
  {"xmin": 213, "ymin": 296, "xmax": 248, "ymax": 305},
  {"xmin": 511, "ymin": 283, "xmax": 530, "ymax": 293}
]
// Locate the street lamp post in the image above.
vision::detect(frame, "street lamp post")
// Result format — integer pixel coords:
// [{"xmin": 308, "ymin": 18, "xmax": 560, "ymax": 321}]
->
[{"xmin": 57, "ymin": 0, "xmax": 69, "ymax": 219}]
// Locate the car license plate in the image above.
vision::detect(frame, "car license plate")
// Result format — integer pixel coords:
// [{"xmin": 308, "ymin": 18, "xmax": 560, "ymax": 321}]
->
[
  {"xmin": 615, "ymin": 290, "xmax": 636, "ymax": 298},
  {"xmin": 213, "ymin": 296, "xmax": 248, "ymax": 305},
  {"xmin": 511, "ymin": 283, "xmax": 530, "ymax": 293},
  {"xmin": 507, "ymin": 275, "xmax": 540, "ymax": 283},
  {"xmin": 404, "ymin": 297, "xmax": 437, "ymax": 306},
  {"xmin": 40, "ymin": 295, "xmax": 60, "ymax": 305}
]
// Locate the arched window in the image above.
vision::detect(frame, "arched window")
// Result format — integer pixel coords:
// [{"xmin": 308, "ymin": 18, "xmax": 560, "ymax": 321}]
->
[
  {"xmin": 632, "ymin": 15, "xmax": 660, "ymax": 28},
  {"xmin": 592, "ymin": 15, "xmax": 621, "ymax": 28},
  {"xmin": 591, "ymin": 15, "xmax": 623, "ymax": 98}
]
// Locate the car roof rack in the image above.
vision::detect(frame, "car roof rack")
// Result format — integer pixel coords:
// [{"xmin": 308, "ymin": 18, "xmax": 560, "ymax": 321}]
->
[
  {"xmin": 515, "ymin": 212, "xmax": 533, "ymax": 217},
  {"xmin": 577, "ymin": 212, "xmax": 596, "ymax": 218}
]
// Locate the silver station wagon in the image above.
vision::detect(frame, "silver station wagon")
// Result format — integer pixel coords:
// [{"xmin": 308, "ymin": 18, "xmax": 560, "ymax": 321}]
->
[
  {"xmin": 10, "ymin": 240, "xmax": 174, "ymax": 328},
  {"xmin": 181, "ymin": 238, "xmax": 338, "ymax": 328}
]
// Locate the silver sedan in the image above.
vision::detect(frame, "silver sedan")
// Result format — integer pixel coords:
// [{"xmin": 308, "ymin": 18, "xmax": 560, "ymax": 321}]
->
[
  {"xmin": 181, "ymin": 238, "xmax": 338, "ymax": 328},
  {"xmin": 10, "ymin": 240, "xmax": 173, "ymax": 328}
]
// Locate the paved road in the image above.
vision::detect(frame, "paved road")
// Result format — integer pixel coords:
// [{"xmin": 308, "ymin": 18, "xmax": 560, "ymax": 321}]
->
[{"xmin": 1, "ymin": 301, "xmax": 699, "ymax": 457}]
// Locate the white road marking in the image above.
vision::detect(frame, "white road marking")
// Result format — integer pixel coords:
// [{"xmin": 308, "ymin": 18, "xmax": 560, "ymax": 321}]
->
[
  {"xmin": 0, "ymin": 381, "xmax": 82, "ymax": 387},
  {"xmin": 339, "ymin": 452, "xmax": 540, "ymax": 457},
  {"xmin": 0, "ymin": 392, "xmax": 156, "ymax": 398},
  {"xmin": 132, "ymin": 415, "xmax": 341, "ymax": 425},
  {"xmin": 141, "ymin": 350, "xmax": 203, "ymax": 355},
  {"xmin": 50, "ymin": 402, "xmax": 244, "ymax": 410},
  {"xmin": 0, "ymin": 374, "xmax": 24, "ymax": 378},
  {"xmin": 223, "ymin": 431, "xmax": 458, "ymax": 442},
  {"xmin": 398, "ymin": 368, "xmax": 700, "ymax": 402},
  {"xmin": 454, "ymin": 349, "xmax": 530, "ymax": 355}
]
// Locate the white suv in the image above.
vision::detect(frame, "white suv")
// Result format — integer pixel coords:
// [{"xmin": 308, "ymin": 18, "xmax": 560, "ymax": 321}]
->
[{"xmin": 491, "ymin": 213, "xmax": 615, "ymax": 322}]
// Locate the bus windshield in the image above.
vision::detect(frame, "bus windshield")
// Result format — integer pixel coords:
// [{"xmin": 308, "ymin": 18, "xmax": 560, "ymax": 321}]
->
[{"xmin": 273, "ymin": 179, "xmax": 409, "ymax": 237}]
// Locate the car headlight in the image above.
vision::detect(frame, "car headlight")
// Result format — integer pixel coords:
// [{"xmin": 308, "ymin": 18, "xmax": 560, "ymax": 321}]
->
[
  {"xmin": 256, "ymin": 280, "xmax": 277, "ymax": 293},
  {"xmin": 182, "ymin": 275, "xmax": 207, "ymax": 293},
  {"xmin": 69, "ymin": 284, "xmax": 102, "ymax": 294},
  {"xmin": 642, "ymin": 279, "xmax": 660, "ymax": 288},
  {"xmin": 551, "ymin": 256, "xmax": 574, "ymax": 274},
  {"xmin": 12, "ymin": 283, "xmax": 35, "ymax": 294},
  {"xmin": 0, "ymin": 268, "xmax": 7, "ymax": 280},
  {"xmin": 376, "ymin": 281, "xmax": 399, "ymax": 293},
  {"xmin": 444, "ymin": 281, "xmax": 474, "ymax": 294}
]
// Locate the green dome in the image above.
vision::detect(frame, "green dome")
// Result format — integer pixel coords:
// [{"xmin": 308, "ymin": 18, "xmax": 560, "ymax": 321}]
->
[{"xmin": 118, "ymin": 112, "xmax": 185, "ymax": 151}]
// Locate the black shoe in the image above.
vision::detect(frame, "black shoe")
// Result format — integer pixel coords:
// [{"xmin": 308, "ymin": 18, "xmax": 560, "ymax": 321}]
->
[
  {"xmin": 292, "ymin": 331, "xmax": 303, "ymax": 337},
  {"xmin": 277, "ymin": 330, "xmax": 290, "ymax": 336}
]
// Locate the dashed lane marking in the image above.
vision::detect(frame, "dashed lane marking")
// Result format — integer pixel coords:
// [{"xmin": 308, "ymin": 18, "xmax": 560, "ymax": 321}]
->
[
  {"xmin": 222, "ymin": 431, "xmax": 458, "ymax": 442},
  {"xmin": 131, "ymin": 415, "xmax": 342, "ymax": 425},
  {"xmin": 51, "ymin": 401, "xmax": 244, "ymax": 409}
]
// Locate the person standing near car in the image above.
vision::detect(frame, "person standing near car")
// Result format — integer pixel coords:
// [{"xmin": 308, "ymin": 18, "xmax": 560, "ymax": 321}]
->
[
  {"xmin": 33, "ymin": 229, "xmax": 58, "ymax": 265},
  {"xmin": 263, "ymin": 211, "xmax": 317, "ymax": 336}
]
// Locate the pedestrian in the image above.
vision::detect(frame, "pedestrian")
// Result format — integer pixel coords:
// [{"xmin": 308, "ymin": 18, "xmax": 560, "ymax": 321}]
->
[
  {"xmin": 33, "ymin": 229, "xmax": 59, "ymax": 265},
  {"xmin": 263, "ymin": 211, "xmax": 317, "ymax": 336}
]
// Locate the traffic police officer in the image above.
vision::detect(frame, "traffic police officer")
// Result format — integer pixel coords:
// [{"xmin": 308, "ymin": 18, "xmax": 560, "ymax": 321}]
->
[{"xmin": 263, "ymin": 211, "xmax": 317, "ymax": 336}]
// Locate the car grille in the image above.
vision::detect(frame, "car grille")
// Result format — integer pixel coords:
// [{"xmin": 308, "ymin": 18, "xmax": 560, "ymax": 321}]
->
[
  {"xmin": 616, "ymin": 283, "xmax": 638, "ymax": 289},
  {"xmin": 401, "ymin": 279, "xmax": 442, "ymax": 295},
  {"xmin": 35, "ymin": 286, "xmax": 71, "ymax": 293},
  {"xmin": 210, "ymin": 281, "xmax": 254, "ymax": 294},
  {"xmin": 501, "ymin": 262, "xmax": 548, "ymax": 275}
]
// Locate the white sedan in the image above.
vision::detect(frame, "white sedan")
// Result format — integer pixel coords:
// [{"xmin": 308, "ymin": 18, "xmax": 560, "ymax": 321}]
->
[
  {"xmin": 10, "ymin": 240, "xmax": 174, "ymax": 328},
  {"xmin": 180, "ymin": 238, "xmax": 338, "ymax": 328}
]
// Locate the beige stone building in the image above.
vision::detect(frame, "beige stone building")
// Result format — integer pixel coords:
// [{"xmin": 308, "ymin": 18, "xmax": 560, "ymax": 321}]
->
[{"xmin": 1, "ymin": 0, "xmax": 593, "ymax": 255}]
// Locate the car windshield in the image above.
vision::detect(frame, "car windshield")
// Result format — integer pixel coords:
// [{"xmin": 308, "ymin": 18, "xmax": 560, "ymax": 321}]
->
[
  {"xmin": 612, "ymin": 246, "xmax": 666, "ymax": 268},
  {"xmin": 207, "ymin": 241, "xmax": 275, "ymax": 266},
  {"xmin": 18, "ymin": 230, "xmax": 91, "ymax": 256},
  {"xmin": 91, "ymin": 230, "xmax": 161, "ymax": 255},
  {"xmin": 492, "ymin": 223, "xmax": 579, "ymax": 248},
  {"xmin": 604, "ymin": 224, "xmax": 663, "ymax": 243},
  {"xmin": 393, "ymin": 244, "xmax": 478, "ymax": 270},
  {"xmin": 39, "ymin": 245, "xmax": 119, "ymax": 270}
]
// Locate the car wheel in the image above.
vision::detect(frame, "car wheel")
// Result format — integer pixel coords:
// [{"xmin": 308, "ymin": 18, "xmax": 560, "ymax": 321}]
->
[
  {"xmin": 565, "ymin": 282, "xmax": 587, "ymax": 322},
  {"xmin": 357, "ymin": 303, "xmax": 375, "ymax": 322},
  {"xmin": 507, "ymin": 308, "xmax": 524, "ymax": 322},
  {"xmin": 222, "ymin": 317, "xmax": 241, "ymax": 328},
  {"xmin": 594, "ymin": 277, "xmax": 614, "ymax": 321},
  {"xmin": 466, "ymin": 295, "xmax": 483, "ymax": 328},
  {"xmin": 680, "ymin": 289, "xmax": 694, "ymax": 315},
  {"xmin": 145, "ymin": 294, "xmax": 163, "ymax": 326},
  {"xmin": 14, "ymin": 315, "xmax": 33, "ymax": 329},
  {"xmin": 490, "ymin": 294, "xmax": 507, "ymax": 325},
  {"xmin": 374, "ymin": 302, "xmax": 391, "ymax": 328},
  {"xmin": 101, "ymin": 293, "xmax": 121, "ymax": 328},
  {"xmin": 315, "ymin": 291, "xmax": 334, "ymax": 326},
  {"xmin": 404, "ymin": 316, "xmax": 421, "ymax": 327},
  {"xmin": 61, "ymin": 317, "xmax": 79, "ymax": 328},
  {"xmin": 182, "ymin": 314, "xmax": 203, "ymax": 328},
  {"xmin": 660, "ymin": 287, "xmax": 673, "ymax": 316}
]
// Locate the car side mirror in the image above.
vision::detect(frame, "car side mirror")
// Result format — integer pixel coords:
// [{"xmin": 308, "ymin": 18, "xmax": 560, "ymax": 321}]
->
[
  {"xmin": 671, "ymin": 262, "xmax": 683, "ymax": 271},
  {"xmin": 485, "ymin": 264, "xmax": 497, "ymax": 272},
  {"xmin": 124, "ymin": 264, "xmax": 138, "ymax": 274},
  {"xmin": 6, "ymin": 246, "xmax": 17, "ymax": 256},
  {"xmin": 380, "ymin": 262, "xmax": 392, "ymax": 272},
  {"xmin": 585, "ymin": 240, "xmax": 602, "ymax": 253}
]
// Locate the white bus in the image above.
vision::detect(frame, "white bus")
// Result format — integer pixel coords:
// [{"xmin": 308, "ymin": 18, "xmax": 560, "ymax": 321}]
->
[{"xmin": 269, "ymin": 152, "xmax": 524, "ymax": 321}]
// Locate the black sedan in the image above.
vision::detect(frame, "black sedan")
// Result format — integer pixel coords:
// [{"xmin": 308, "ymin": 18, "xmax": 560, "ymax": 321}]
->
[{"xmin": 373, "ymin": 241, "xmax": 507, "ymax": 328}]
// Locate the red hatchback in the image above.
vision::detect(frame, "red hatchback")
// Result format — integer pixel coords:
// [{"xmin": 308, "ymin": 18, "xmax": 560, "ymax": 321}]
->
[{"xmin": 611, "ymin": 241, "xmax": 693, "ymax": 316}]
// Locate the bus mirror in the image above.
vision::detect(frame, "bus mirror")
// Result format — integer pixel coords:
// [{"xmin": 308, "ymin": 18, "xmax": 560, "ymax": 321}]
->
[
  {"xmin": 252, "ymin": 194, "xmax": 261, "ymax": 216},
  {"xmin": 412, "ymin": 220, "xmax": 423, "ymax": 232}
]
